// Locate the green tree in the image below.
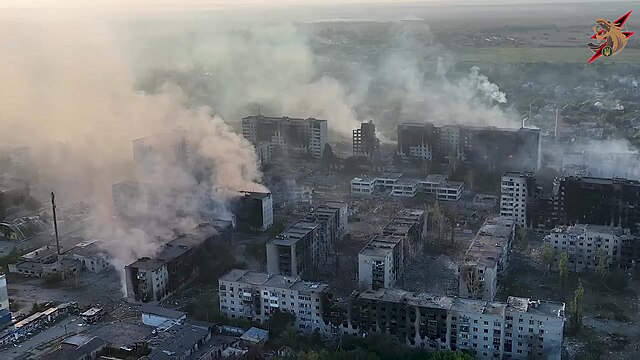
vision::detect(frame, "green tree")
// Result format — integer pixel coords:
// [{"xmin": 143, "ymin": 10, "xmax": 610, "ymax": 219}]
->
[
  {"xmin": 558, "ymin": 252, "xmax": 569, "ymax": 292},
  {"xmin": 268, "ymin": 310, "xmax": 296, "ymax": 337},
  {"xmin": 321, "ymin": 144, "xmax": 337, "ymax": 171},
  {"xmin": 569, "ymin": 280, "xmax": 585, "ymax": 332},
  {"xmin": 429, "ymin": 351, "xmax": 474, "ymax": 360},
  {"xmin": 595, "ymin": 248, "xmax": 610, "ymax": 278},
  {"xmin": 541, "ymin": 244, "xmax": 555, "ymax": 275}
]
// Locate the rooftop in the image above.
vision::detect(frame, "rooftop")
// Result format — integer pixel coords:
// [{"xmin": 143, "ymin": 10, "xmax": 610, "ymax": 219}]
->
[
  {"xmin": 219, "ymin": 269, "xmax": 329, "ymax": 294},
  {"xmin": 127, "ymin": 257, "xmax": 166, "ymax": 271},
  {"xmin": 502, "ymin": 171, "xmax": 534, "ymax": 179},
  {"xmin": 268, "ymin": 221, "xmax": 319, "ymax": 246},
  {"xmin": 243, "ymin": 115, "xmax": 327, "ymax": 124},
  {"xmin": 424, "ymin": 174, "xmax": 448, "ymax": 183},
  {"xmin": 148, "ymin": 323, "xmax": 210, "ymax": 358},
  {"xmin": 157, "ymin": 222, "xmax": 226, "ymax": 262},
  {"xmin": 549, "ymin": 224, "xmax": 628, "ymax": 237},
  {"xmin": 140, "ymin": 304, "xmax": 186, "ymax": 320},
  {"xmin": 66, "ymin": 240, "xmax": 109, "ymax": 260},
  {"xmin": 463, "ymin": 217, "xmax": 515, "ymax": 268},
  {"xmin": 351, "ymin": 289, "xmax": 558, "ymax": 317},
  {"xmin": 359, "ymin": 235, "xmax": 403, "ymax": 258},
  {"xmin": 240, "ymin": 327, "xmax": 269, "ymax": 344},
  {"xmin": 440, "ymin": 181, "xmax": 464, "ymax": 189},
  {"xmin": 238, "ymin": 191, "xmax": 271, "ymax": 200},
  {"xmin": 351, "ymin": 176, "xmax": 376, "ymax": 184}
]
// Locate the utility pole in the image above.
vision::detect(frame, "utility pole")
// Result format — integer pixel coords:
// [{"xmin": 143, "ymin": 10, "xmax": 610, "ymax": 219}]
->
[{"xmin": 51, "ymin": 192, "xmax": 61, "ymax": 255}]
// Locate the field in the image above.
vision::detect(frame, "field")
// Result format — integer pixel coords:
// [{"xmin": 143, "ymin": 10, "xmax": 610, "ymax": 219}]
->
[{"xmin": 452, "ymin": 46, "xmax": 640, "ymax": 64}]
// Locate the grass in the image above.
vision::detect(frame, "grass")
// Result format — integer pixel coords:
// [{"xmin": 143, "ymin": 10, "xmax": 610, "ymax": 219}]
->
[{"xmin": 451, "ymin": 46, "xmax": 640, "ymax": 63}]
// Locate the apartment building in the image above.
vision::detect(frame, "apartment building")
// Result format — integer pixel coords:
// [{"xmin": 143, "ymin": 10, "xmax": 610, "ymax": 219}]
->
[
  {"xmin": 304, "ymin": 201, "xmax": 349, "ymax": 271},
  {"xmin": 544, "ymin": 224, "xmax": 632, "ymax": 272},
  {"xmin": 397, "ymin": 123, "xmax": 541, "ymax": 172},
  {"xmin": 242, "ymin": 115, "xmax": 328, "ymax": 158},
  {"xmin": 382, "ymin": 208, "xmax": 428, "ymax": 264},
  {"xmin": 254, "ymin": 142, "xmax": 272, "ymax": 168},
  {"xmin": 125, "ymin": 221, "xmax": 233, "ymax": 303},
  {"xmin": 218, "ymin": 269, "xmax": 334, "ymax": 335},
  {"xmin": 353, "ymin": 121, "xmax": 380, "ymax": 157},
  {"xmin": 358, "ymin": 235, "xmax": 404, "ymax": 290},
  {"xmin": 0, "ymin": 274, "xmax": 11, "ymax": 327},
  {"xmin": 233, "ymin": 191, "xmax": 274, "ymax": 232},
  {"xmin": 459, "ymin": 217, "xmax": 516, "ymax": 301},
  {"xmin": 343, "ymin": 289, "xmax": 565, "ymax": 360},
  {"xmin": 266, "ymin": 221, "xmax": 322, "ymax": 278},
  {"xmin": 500, "ymin": 172, "xmax": 538, "ymax": 227}
]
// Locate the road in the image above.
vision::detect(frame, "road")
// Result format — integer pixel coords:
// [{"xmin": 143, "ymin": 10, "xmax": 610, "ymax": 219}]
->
[
  {"xmin": 0, "ymin": 316, "xmax": 93, "ymax": 359},
  {"xmin": 584, "ymin": 316, "xmax": 640, "ymax": 338}
]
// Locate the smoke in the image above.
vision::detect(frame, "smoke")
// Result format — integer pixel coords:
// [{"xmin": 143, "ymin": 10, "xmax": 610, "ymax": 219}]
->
[{"xmin": 0, "ymin": 18, "xmax": 265, "ymax": 289}]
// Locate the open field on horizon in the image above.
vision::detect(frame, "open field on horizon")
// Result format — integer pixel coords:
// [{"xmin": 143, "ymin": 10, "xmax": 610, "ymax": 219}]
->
[{"xmin": 453, "ymin": 46, "xmax": 640, "ymax": 63}]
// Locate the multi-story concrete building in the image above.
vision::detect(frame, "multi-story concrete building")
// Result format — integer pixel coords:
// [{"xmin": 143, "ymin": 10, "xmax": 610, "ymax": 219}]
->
[
  {"xmin": 353, "ymin": 121, "xmax": 379, "ymax": 157},
  {"xmin": 0, "ymin": 274, "xmax": 11, "ymax": 328},
  {"xmin": 266, "ymin": 221, "xmax": 322, "ymax": 278},
  {"xmin": 358, "ymin": 235, "xmax": 404, "ymax": 290},
  {"xmin": 254, "ymin": 142, "xmax": 272, "ymax": 168},
  {"xmin": 397, "ymin": 123, "xmax": 541, "ymax": 172},
  {"xmin": 233, "ymin": 191, "xmax": 274, "ymax": 232},
  {"xmin": 343, "ymin": 289, "xmax": 565, "ymax": 360},
  {"xmin": 459, "ymin": 217, "xmax": 516, "ymax": 301},
  {"xmin": 382, "ymin": 208, "xmax": 428, "ymax": 264},
  {"xmin": 125, "ymin": 221, "xmax": 233, "ymax": 303},
  {"xmin": 351, "ymin": 173, "xmax": 463, "ymax": 201},
  {"xmin": 544, "ymin": 224, "xmax": 632, "ymax": 272},
  {"xmin": 553, "ymin": 176, "xmax": 640, "ymax": 234},
  {"xmin": 218, "ymin": 269, "xmax": 334, "ymax": 335},
  {"xmin": 304, "ymin": 201, "xmax": 349, "ymax": 272},
  {"xmin": 500, "ymin": 172, "xmax": 537, "ymax": 227},
  {"xmin": 241, "ymin": 115, "xmax": 328, "ymax": 158}
]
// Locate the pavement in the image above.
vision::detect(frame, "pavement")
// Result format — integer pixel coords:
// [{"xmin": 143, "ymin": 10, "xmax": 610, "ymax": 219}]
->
[{"xmin": 0, "ymin": 316, "xmax": 92, "ymax": 359}]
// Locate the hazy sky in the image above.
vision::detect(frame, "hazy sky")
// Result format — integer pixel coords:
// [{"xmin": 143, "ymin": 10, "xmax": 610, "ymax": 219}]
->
[{"xmin": 0, "ymin": 0, "xmax": 627, "ymax": 9}]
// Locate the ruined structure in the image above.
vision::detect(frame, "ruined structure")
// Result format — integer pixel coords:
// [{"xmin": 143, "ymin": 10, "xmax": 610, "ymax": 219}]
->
[
  {"xmin": 397, "ymin": 123, "xmax": 541, "ymax": 172},
  {"xmin": 458, "ymin": 217, "xmax": 516, "ymax": 301},
  {"xmin": 242, "ymin": 115, "xmax": 328, "ymax": 159},
  {"xmin": 352, "ymin": 121, "xmax": 379, "ymax": 157},
  {"xmin": 232, "ymin": 191, "xmax": 274, "ymax": 232}
]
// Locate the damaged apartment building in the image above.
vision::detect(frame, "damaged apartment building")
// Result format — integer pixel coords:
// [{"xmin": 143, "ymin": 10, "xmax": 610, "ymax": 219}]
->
[
  {"xmin": 459, "ymin": 217, "xmax": 516, "ymax": 301},
  {"xmin": 266, "ymin": 201, "xmax": 347, "ymax": 278},
  {"xmin": 218, "ymin": 269, "xmax": 336, "ymax": 335},
  {"xmin": 231, "ymin": 191, "xmax": 274, "ymax": 232},
  {"xmin": 125, "ymin": 221, "xmax": 233, "ymax": 303},
  {"xmin": 358, "ymin": 208, "xmax": 427, "ymax": 290},
  {"xmin": 342, "ymin": 289, "xmax": 565, "ymax": 360},
  {"xmin": 242, "ymin": 115, "xmax": 328, "ymax": 159},
  {"xmin": 352, "ymin": 121, "xmax": 380, "ymax": 157},
  {"xmin": 397, "ymin": 123, "xmax": 541, "ymax": 172}
]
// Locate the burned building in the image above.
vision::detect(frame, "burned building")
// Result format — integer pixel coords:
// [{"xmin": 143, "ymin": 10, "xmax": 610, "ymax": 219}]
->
[
  {"xmin": 553, "ymin": 176, "xmax": 640, "ymax": 234},
  {"xmin": 397, "ymin": 123, "xmax": 541, "ymax": 172},
  {"xmin": 232, "ymin": 191, "xmax": 274, "ymax": 232},
  {"xmin": 459, "ymin": 217, "xmax": 515, "ymax": 301},
  {"xmin": 242, "ymin": 115, "xmax": 328, "ymax": 158},
  {"xmin": 304, "ymin": 201, "xmax": 349, "ymax": 272},
  {"xmin": 218, "ymin": 269, "xmax": 335, "ymax": 335},
  {"xmin": 125, "ymin": 221, "xmax": 233, "ymax": 303},
  {"xmin": 343, "ymin": 289, "xmax": 565, "ymax": 360},
  {"xmin": 382, "ymin": 208, "xmax": 427, "ymax": 266},
  {"xmin": 358, "ymin": 234, "xmax": 404, "ymax": 290},
  {"xmin": 266, "ymin": 221, "xmax": 322, "ymax": 278},
  {"xmin": 353, "ymin": 121, "xmax": 380, "ymax": 157}
]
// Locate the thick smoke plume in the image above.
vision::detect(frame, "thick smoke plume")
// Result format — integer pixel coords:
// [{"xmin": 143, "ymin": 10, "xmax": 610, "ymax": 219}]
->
[{"xmin": 0, "ymin": 18, "xmax": 265, "ymax": 287}]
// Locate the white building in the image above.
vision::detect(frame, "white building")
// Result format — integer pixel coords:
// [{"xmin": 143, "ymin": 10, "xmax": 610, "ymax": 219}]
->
[
  {"xmin": 345, "ymin": 289, "xmax": 565, "ymax": 360},
  {"xmin": 435, "ymin": 181, "xmax": 465, "ymax": 202},
  {"xmin": 124, "ymin": 258, "xmax": 169, "ymax": 303},
  {"xmin": 140, "ymin": 304, "xmax": 186, "ymax": 328},
  {"xmin": 391, "ymin": 179, "xmax": 419, "ymax": 197},
  {"xmin": 65, "ymin": 240, "xmax": 111, "ymax": 273},
  {"xmin": 255, "ymin": 142, "xmax": 272, "ymax": 168},
  {"xmin": 459, "ymin": 217, "xmax": 516, "ymax": 301},
  {"xmin": 218, "ymin": 269, "xmax": 332, "ymax": 335},
  {"xmin": 500, "ymin": 172, "xmax": 535, "ymax": 227},
  {"xmin": 0, "ymin": 274, "xmax": 10, "ymax": 327},
  {"xmin": 350, "ymin": 176, "xmax": 376, "ymax": 195},
  {"xmin": 358, "ymin": 235, "xmax": 404, "ymax": 290},
  {"xmin": 241, "ymin": 116, "xmax": 328, "ymax": 158},
  {"xmin": 544, "ymin": 224, "xmax": 629, "ymax": 272}
]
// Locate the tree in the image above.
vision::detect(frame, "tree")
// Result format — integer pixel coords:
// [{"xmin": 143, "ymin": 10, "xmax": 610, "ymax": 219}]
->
[
  {"xmin": 595, "ymin": 247, "xmax": 610, "ymax": 278},
  {"xmin": 558, "ymin": 252, "xmax": 569, "ymax": 292},
  {"xmin": 541, "ymin": 244, "xmax": 555, "ymax": 275},
  {"xmin": 429, "ymin": 202, "xmax": 445, "ymax": 243},
  {"xmin": 569, "ymin": 280, "xmax": 585, "ymax": 332},
  {"xmin": 268, "ymin": 309, "xmax": 296, "ymax": 337},
  {"xmin": 429, "ymin": 351, "xmax": 474, "ymax": 360},
  {"xmin": 443, "ymin": 206, "xmax": 459, "ymax": 243},
  {"xmin": 321, "ymin": 144, "xmax": 337, "ymax": 171}
]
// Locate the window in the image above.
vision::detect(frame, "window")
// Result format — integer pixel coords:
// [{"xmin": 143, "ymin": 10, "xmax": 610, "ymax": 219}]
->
[{"xmin": 484, "ymin": 329, "xmax": 489, "ymax": 333}]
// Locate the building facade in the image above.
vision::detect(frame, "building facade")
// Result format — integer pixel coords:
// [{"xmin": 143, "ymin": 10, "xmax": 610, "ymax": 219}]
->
[
  {"xmin": 500, "ymin": 172, "xmax": 538, "ymax": 227},
  {"xmin": 242, "ymin": 115, "xmax": 328, "ymax": 158},
  {"xmin": 351, "ymin": 173, "xmax": 463, "ymax": 201},
  {"xmin": 218, "ymin": 269, "xmax": 334, "ymax": 335},
  {"xmin": 459, "ymin": 217, "xmax": 516, "ymax": 301},
  {"xmin": 544, "ymin": 224, "xmax": 631, "ymax": 272},
  {"xmin": 233, "ymin": 191, "xmax": 274, "ymax": 232},
  {"xmin": 358, "ymin": 235, "xmax": 404, "ymax": 290},
  {"xmin": 266, "ymin": 221, "xmax": 322, "ymax": 278},
  {"xmin": 342, "ymin": 289, "xmax": 565, "ymax": 360},
  {"xmin": 382, "ymin": 208, "xmax": 428, "ymax": 265},
  {"xmin": 353, "ymin": 121, "xmax": 379, "ymax": 157},
  {"xmin": 397, "ymin": 123, "xmax": 541, "ymax": 172}
]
